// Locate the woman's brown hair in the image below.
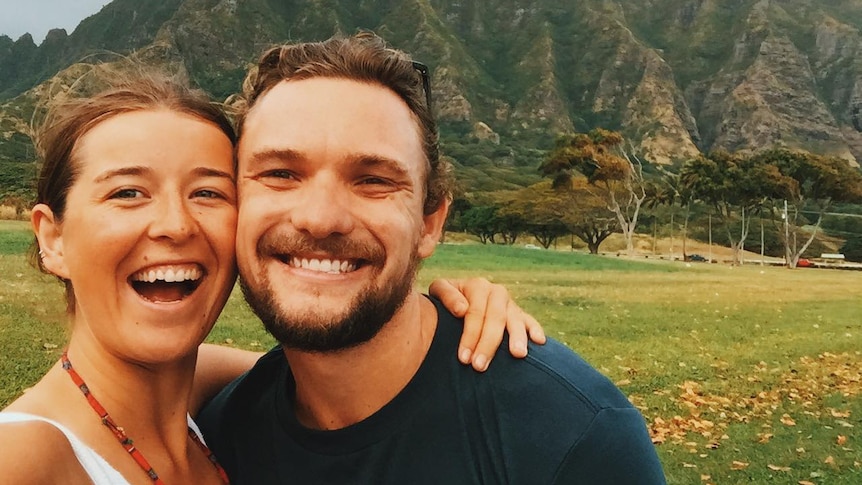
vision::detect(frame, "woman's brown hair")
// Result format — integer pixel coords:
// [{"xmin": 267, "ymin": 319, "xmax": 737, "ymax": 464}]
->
[{"xmin": 30, "ymin": 62, "xmax": 236, "ymax": 313}]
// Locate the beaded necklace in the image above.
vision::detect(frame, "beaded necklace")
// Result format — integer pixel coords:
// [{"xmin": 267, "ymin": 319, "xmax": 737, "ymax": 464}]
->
[{"xmin": 61, "ymin": 352, "xmax": 230, "ymax": 484}]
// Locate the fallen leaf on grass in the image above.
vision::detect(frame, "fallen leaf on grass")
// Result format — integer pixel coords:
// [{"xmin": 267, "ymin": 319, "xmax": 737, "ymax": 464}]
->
[
  {"xmin": 757, "ymin": 432, "xmax": 774, "ymax": 443},
  {"xmin": 837, "ymin": 435, "xmax": 847, "ymax": 445},
  {"xmin": 767, "ymin": 464, "xmax": 791, "ymax": 471},
  {"xmin": 798, "ymin": 481, "xmax": 816, "ymax": 485},
  {"xmin": 780, "ymin": 414, "xmax": 796, "ymax": 426},
  {"xmin": 830, "ymin": 409, "xmax": 851, "ymax": 418},
  {"xmin": 615, "ymin": 379, "xmax": 631, "ymax": 386},
  {"xmin": 683, "ymin": 463, "xmax": 697, "ymax": 468},
  {"xmin": 42, "ymin": 342, "xmax": 58, "ymax": 350},
  {"xmin": 700, "ymin": 474, "xmax": 710, "ymax": 481},
  {"xmin": 730, "ymin": 461, "xmax": 749, "ymax": 470},
  {"xmin": 824, "ymin": 456, "xmax": 835, "ymax": 465}
]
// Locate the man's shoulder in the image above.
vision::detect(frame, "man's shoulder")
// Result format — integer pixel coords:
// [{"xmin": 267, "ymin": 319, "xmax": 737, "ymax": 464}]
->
[
  {"xmin": 432, "ymin": 302, "xmax": 632, "ymax": 414},
  {"xmin": 432, "ymin": 306, "xmax": 665, "ymax": 484},
  {"xmin": 514, "ymin": 337, "xmax": 633, "ymax": 411},
  {"xmin": 198, "ymin": 347, "xmax": 285, "ymax": 423}
]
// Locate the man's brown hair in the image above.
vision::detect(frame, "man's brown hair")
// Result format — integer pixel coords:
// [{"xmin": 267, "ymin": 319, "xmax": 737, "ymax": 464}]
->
[{"xmin": 234, "ymin": 31, "xmax": 452, "ymax": 215}]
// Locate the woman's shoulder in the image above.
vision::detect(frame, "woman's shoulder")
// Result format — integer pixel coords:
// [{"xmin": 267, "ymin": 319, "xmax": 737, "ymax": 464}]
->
[{"xmin": 0, "ymin": 413, "xmax": 90, "ymax": 484}]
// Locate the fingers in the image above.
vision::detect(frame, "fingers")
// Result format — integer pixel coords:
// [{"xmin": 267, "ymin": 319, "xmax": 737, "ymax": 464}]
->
[
  {"xmin": 428, "ymin": 278, "xmax": 469, "ymax": 317},
  {"xmin": 453, "ymin": 278, "xmax": 492, "ymax": 367},
  {"xmin": 523, "ymin": 309, "xmax": 547, "ymax": 345},
  {"xmin": 505, "ymin": 300, "xmax": 530, "ymax": 359},
  {"xmin": 467, "ymin": 283, "xmax": 509, "ymax": 371},
  {"xmin": 433, "ymin": 277, "xmax": 547, "ymax": 373}
]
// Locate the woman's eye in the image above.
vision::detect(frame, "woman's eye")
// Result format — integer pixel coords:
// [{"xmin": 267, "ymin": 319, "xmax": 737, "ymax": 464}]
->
[
  {"xmin": 194, "ymin": 189, "xmax": 222, "ymax": 199},
  {"xmin": 110, "ymin": 188, "xmax": 143, "ymax": 199}
]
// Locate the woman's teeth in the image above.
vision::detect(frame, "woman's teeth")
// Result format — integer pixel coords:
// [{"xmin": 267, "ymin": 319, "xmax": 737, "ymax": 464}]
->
[{"xmin": 132, "ymin": 266, "xmax": 202, "ymax": 283}]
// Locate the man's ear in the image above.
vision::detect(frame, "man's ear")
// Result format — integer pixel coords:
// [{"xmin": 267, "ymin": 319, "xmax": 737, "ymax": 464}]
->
[
  {"xmin": 31, "ymin": 203, "xmax": 70, "ymax": 279},
  {"xmin": 417, "ymin": 198, "xmax": 451, "ymax": 259}
]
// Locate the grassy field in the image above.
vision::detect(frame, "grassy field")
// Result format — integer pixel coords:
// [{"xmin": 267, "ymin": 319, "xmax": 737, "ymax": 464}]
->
[{"xmin": 1, "ymin": 220, "xmax": 860, "ymax": 484}]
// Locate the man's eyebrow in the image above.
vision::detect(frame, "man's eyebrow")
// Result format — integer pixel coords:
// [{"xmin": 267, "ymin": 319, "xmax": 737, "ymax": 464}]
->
[
  {"xmin": 348, "ymin": 154, "xmax": 410, "ymax": 178},
  {"xmin": 246, "ymin": 148, "xmax": 305, "ymax": 166},
  {"xmin": 93, "ymin": 166, "xmax": 151, "ymax": 183}
]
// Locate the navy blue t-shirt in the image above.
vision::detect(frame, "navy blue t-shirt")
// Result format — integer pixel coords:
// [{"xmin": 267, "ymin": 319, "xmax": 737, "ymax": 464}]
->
[{"xmin": 198, "ymin": 297, "xmax": 666, "ymax": 484}]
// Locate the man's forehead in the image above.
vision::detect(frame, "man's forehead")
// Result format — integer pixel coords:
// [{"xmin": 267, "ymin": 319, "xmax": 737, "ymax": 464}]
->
[{"xmin": 239, "ymin": 78, "xmax": 427, "ymax": 168}]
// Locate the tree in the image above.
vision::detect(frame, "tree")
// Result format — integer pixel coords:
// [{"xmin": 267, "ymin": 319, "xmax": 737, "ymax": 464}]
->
[
  {"xmin": 540, "ymin": 129, "xmax": 647, "ymax": 255},
  {"xmin": 564, "ymin": 179, "xmax": 619, "ymax": 254},
  {"xmin": 0, "ymin": 190, "xmax": 34, "ymax": 219},
  {"xmin": 497, "ymin": 183, "xmax": 569, "ymax": 249},
  {"xmin": 461, "ymin": 206, "xmax": 500, "ymax": 244},
  {"xmin": 652, "ymin": 166, "xmax": 695, "ymax": 259},
  {"xmin": 841, "ymin": 235, "xmax": 862, "ymax": 262},
  {"xmin": 680, "ymin": 151, "xmax": 793, "ymax": 265},
  {"xmin": 754, "ymin": 149, "xmax": 862, "ymax": 268}
]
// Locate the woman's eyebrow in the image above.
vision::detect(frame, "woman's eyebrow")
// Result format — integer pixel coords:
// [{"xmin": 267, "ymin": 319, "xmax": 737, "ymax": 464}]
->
[{"xmin": 93, "ymin": 166, "xmax": 151, "ymax": 183}]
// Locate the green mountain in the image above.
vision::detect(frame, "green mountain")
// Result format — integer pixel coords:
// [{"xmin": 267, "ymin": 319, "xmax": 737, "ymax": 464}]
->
[{"xmin": 3, "ymin": 0, "xmax": 862, "ymax": 198}]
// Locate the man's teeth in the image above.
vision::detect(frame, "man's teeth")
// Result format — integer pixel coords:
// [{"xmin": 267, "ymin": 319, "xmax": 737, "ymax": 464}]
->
[
  {"xmin": 290, "ymin": 257, "xmax": 357, "ymax": 274},
  {"xmin": 132, "ymin": 267, "xmax": 202, "ymax": 283}
]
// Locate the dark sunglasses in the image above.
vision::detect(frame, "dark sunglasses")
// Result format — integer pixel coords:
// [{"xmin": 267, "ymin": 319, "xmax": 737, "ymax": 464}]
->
[{"xmin": 411, "ymin": 61, "xmax": 432, "ymax": 110}]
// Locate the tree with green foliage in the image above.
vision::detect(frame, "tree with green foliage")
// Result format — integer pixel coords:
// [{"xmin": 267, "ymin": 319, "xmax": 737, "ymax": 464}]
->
[
  {"xmin": 0, "ymin": 190, "xmax": 32, "ymax": 219},
  {"xmin": 498, "ymin": 179, "xmax": 618, "ymax": 253},
  {"xmin": 460, "ymin": 206, "xmax": 498, "ymax": 244},
  {"xmin": 540, "ymin": 129, "xmax": 646, "ymax": 255},
  {"xmin": 753, "ymin": 148, "xmax": 862, "ymax": 268},
  {"xmin": 680, "ymin": 151, "xmax": 794, "ymax": 265},
  {"xmin": 841, "ymin": 235, "xmax": 862, "ymax": 262},
  {"xmin": 564, "ymin": 178, "xmax": 619, "ymax": 254},
  {"xmin": 496, "ymin": 183, "xmax": 568, "ymax": 249}
]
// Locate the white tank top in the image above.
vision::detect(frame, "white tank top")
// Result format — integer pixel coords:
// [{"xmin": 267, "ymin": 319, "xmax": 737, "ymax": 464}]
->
[{"xmin": 0, "ymin": 412, "xmax": 208, "ymax": 484}]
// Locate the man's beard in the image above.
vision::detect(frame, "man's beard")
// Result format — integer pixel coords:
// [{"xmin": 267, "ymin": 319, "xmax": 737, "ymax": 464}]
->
[{"xmin": 239, "ymin": 231, "xmax": 420, "ymax": 352}]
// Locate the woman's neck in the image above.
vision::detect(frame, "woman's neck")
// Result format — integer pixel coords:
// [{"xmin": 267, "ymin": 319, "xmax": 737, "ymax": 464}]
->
[{"xmin": 63, "ymin": 336, "xmax": 198, "ymax": 442}]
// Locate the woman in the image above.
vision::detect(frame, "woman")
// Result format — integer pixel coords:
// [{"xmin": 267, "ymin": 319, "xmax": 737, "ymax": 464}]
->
[{"xmin": 0, "ymin": 67, "xmax": 543, "ymax": 483}]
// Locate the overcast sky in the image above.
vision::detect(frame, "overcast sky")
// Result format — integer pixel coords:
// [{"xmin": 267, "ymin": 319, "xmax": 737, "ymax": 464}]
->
[{"xmin": 0, "ymin": 0, "xmax": 111, "ymax": 44}]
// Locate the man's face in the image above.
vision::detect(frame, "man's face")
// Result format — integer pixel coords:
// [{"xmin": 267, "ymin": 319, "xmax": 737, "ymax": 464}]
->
[{"xmin": 235, "ymin": 77, "xmax": 447, "ymax": 351}]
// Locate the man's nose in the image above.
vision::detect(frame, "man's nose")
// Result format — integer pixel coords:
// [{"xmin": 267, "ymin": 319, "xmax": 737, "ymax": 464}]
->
[{"xmin": 289, "ymin": 177, "xmax": 355, "ymax": 239}]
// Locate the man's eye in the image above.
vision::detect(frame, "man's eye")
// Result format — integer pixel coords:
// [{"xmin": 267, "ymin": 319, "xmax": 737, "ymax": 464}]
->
[
  {"xmin": 110, "ymin": 188, "xmax": 143, "ymax": 199},
  {"xmin": 359, "ymin": 177, "xmax": 390, "ymax": 185},
  {"xmin": 262, "ymin": 170, "xmax": 295, "ymax": 179}
]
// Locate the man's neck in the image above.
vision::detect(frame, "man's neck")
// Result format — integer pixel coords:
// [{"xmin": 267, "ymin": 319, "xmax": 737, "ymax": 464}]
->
[{"xmin": 282, "ymin": 291, "xmax": 438, "ymax": 430}]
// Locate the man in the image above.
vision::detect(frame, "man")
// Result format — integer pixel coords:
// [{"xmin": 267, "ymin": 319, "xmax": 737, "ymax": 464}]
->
[{"xmin": 198, "ymin": 32, "xmax": 666, "ymax": 484}]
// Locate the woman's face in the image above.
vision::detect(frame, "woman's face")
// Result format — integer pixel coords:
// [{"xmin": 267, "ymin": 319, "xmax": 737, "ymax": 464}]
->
[{"xmin": 45, "ymin": 108, "xmax": 237, "ymax": 363}]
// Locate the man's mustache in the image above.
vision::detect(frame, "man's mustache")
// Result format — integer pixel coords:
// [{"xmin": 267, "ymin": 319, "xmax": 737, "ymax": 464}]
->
[{"xmin": 257, "ymin": 230, "xmax": 384, "ymax": 263}]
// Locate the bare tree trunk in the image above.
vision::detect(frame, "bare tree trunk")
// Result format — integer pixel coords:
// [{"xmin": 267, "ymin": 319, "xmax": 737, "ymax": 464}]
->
[{"xmin": 789, "ymin": 213, "xmax": 824, "ymax": 268}]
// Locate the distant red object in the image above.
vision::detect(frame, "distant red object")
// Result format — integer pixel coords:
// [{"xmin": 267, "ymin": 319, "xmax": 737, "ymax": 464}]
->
[{"xmin": 796, "ymin": 258, "xmax": 813, "ymax": 267}]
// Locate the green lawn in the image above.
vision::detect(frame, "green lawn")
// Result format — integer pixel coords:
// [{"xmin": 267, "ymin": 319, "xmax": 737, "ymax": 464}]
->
[{"xmin": 2, "ymin": 220, "xmax": 861, "ymax": 484}]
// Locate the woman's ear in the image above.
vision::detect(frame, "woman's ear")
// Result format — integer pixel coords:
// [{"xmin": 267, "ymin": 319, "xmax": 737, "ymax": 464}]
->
[{"xmin": 31, "ymin": 203, "xmax": 70, "ymax": 279}]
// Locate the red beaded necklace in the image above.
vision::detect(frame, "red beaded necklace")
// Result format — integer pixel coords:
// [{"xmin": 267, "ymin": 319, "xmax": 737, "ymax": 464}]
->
[{"xmin": 61, "ymin": 352, "xmax": 230, "ymax": 484}]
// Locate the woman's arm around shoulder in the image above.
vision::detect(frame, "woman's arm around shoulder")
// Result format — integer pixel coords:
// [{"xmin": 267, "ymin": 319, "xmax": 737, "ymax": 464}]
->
[
  {"xmin": 0, "ymin": 419, "xmax": 91, "ymax": 484},
  {"xmin": 191, "ymin": 344, "xmax": 265, "ymax": 415}
]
